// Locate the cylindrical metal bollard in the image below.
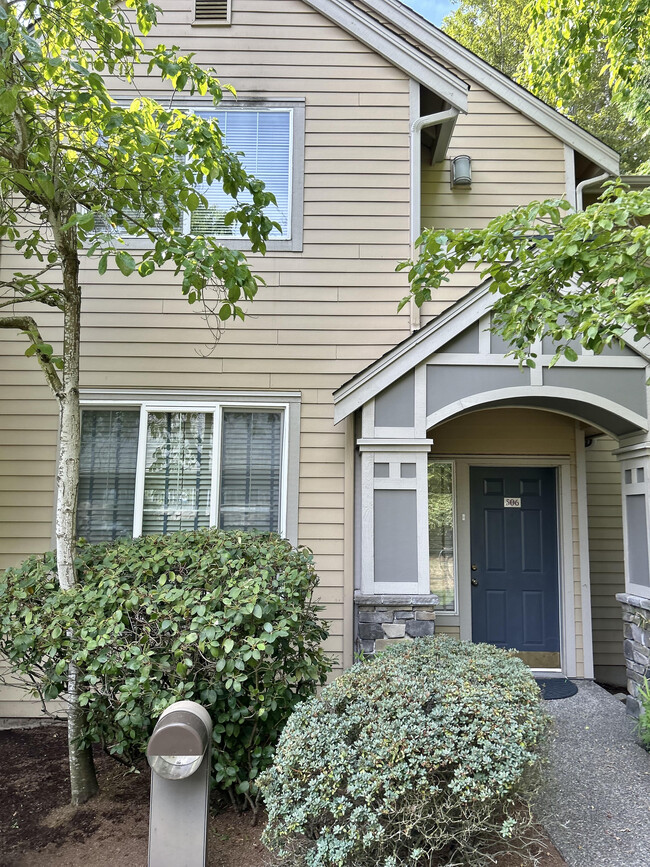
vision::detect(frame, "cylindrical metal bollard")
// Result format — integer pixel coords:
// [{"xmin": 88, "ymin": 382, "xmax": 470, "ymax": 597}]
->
[{"xmin": 147, "ymin": 700, "xmax": 213, "ymax": 867}]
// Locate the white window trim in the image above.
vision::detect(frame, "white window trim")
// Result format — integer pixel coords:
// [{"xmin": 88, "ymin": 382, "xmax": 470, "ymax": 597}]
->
[{"xmin": 79, "ymin": 393, "xmax": 300, "ymax": 544}]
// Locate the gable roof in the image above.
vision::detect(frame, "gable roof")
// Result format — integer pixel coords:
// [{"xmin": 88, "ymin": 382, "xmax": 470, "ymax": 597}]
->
[
  {"xmin": 302, "ymin": 0, "xmax": 620, "ymax": 174},
  {"xmin": 333, "ymin": 279, "xmax": 650, "ymax": 423}
]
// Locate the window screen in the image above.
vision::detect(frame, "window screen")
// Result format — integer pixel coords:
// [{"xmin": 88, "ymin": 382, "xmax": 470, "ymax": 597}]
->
[
  {"xmin": 77, "ymin": 410, "xmax": 139, "ymax": 542},
  {"xmin": 219, "ymin": 410, "xmax": 282, "ymax": 532},
  {"xmin": 192, "ymin": 110, "xmax": 291, "ymax": 238}
]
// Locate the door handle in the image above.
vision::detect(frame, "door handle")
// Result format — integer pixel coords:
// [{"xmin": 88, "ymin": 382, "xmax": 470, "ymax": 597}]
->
[{"xmin": 471, "ymin": 578, "xmax": 479, "ymax": 587}]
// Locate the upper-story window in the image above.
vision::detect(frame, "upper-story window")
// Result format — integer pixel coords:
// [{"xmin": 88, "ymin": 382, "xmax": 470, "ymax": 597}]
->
[
  {"xmin": 190, "ymin": 108, "xmax": 292, "ymax": 240},
  {"xmin": 96, "ymin": 101, "xmax": 304, "ymax": 252}
]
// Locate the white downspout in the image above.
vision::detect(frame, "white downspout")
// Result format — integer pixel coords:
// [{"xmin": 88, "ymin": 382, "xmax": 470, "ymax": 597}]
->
[
  {"xmin": 575, "ymin": 171, "xmax": 610, "ymax": 211},
  {"xmin": 409, "ymin": 105, "xmax": 459, "ymax": 331}
]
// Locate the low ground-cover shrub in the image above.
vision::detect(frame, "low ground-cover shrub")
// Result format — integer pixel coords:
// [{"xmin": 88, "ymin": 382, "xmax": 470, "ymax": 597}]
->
[
  {"xmin": 0, "ymin": 529, "xmax": 330, "ymax": 810},
  {"xmin": 262, "ymin": 637, "xmax": 548, "ymax": 867}
]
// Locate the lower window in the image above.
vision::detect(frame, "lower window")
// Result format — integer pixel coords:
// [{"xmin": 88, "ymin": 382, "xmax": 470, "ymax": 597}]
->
[
  {"xmin": 428, "ymin": 460, "xmax": 456, "ymax": 611},
  {"xmin": 77, "ymin": 403, "xmax": 285, "ymax": 543}
]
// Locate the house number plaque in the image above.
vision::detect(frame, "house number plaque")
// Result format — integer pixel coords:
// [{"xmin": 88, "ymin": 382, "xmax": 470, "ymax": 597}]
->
[{"xmin": 504, "ymin": 497, "xmax": 521, "ymax": 508}]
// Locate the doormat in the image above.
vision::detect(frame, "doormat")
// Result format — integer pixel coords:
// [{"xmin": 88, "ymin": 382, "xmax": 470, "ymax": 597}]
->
[{"xmin": 535, "ymin": 677, "xmax": 578, "ymax": 700}]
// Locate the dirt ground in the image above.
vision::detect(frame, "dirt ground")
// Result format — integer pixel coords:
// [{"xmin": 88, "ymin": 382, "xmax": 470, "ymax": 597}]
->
[{"xmin": 0, "ymin": 724, "xmax": 566, "ymax": 867}]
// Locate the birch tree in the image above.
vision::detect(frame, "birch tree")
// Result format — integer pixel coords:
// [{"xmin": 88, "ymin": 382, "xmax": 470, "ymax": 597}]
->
[{"xmin": 0, "ymin": 0, "xmax": 276, "ymax": 804}]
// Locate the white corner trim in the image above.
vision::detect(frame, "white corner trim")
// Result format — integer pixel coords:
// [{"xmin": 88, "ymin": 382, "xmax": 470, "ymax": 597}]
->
[
  {"xmin": 302, "ymin": 0, "xmax": 469, "ymax": 111},
  {"xmin": 575, "ymin": 424, "xmax": 595, "ymax": 679},
  {"xmin": 564, "ymin": 146, "xmax": 577, "ymax": 209},
  {"xmin": 559, "ymin": 462, "xmax": 577, "ymax": 677},
  {"xmin": 359, "ymin": 0, "xmax": 619, "ymax": 172}
]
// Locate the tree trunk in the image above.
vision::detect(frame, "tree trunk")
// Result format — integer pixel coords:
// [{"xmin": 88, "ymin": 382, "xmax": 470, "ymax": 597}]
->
[{"xmin": 57, "ymin": 256, "xmax": 98, "ymax": 805}]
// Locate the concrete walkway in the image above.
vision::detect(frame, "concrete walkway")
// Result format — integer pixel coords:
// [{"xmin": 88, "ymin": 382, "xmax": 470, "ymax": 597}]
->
[{"xmin": 535, "ymin": 681, "xmax": 650, "ymax": 867}]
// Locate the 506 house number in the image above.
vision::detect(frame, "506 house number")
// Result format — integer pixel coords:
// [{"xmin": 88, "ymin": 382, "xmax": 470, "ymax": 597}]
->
[{"xmin": 504, "ymin": 497, "xmax": 521, "ymax": 508}]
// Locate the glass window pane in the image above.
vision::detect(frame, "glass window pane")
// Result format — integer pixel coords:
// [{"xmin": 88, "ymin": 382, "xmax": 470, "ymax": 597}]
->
[
  {"xmin": 219, "ymin": 410, "xmax": 282, "ymax": 532},
  {"xmin": 428, "ymin": 461, "xmax": 455, "ymax": 611},
  {"xmin": 143, "ymin": 412, "xmax": 213, "ymax": 535},
  {"xmin": 192, "ymin": 110, "xmax": 291, "ymax": 238},
  {"xmin": 77, "ymin": 410, "xmax": 140, "ymax": 542}
]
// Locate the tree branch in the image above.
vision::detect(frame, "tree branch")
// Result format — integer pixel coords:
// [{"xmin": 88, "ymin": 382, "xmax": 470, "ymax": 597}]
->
[{"xmin": 0, "ymin": 315, "xmax": 63, "ymax": 395}]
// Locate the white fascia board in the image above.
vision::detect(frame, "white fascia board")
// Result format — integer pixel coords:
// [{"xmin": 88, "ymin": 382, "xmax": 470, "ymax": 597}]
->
[
  {"xmin": 333, "ymin": 270, "xmax": 650, "ymax": 423},
  {"xmin": 333, "ymin": 283, "xmax": 494, "ymax": 422},
  {"xmin": 364, "ymin": 0, "xmax": 620, "ymax": 173},
  {"xmin": 302, "ymin": 0, "xmax": 469, "ymax": 112}
]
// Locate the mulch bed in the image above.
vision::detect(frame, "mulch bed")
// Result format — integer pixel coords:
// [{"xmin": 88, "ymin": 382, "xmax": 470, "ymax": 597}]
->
[{"xmin": 0, "ymin": 724, "xmax": 566, "ymax": 867}]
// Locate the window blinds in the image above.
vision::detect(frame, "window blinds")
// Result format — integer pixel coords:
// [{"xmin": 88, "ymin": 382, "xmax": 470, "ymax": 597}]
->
[
  {"xmin": 192, "ymin": 110, "xmax": 291, "ymax": 237},
  {"xmin": 77, "ymin": 410, "xmax": 140, "ymax": 542},
  {"xmin": 219, "ymin": 411, "xmax": 282, "ymax": 532},
  {"xmin": 142, "ymin": 412, "xmax": 214, "ymax": 535}
]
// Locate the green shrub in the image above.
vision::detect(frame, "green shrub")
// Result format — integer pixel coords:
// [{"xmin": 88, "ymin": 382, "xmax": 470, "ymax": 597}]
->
[
  {"xmin": 261, "ymin": 637, "xmax": 548, "ymax": 867},
  {"xmin": 639, "ymin": 677, "xmax": 650, "ymax": 750},
  {"xmin": 0, "ymin": 529, "xmax": 330, "ymax": 810}
]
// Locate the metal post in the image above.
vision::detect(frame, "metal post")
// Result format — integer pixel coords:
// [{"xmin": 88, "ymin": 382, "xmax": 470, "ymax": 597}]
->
[{"xmin": 147, "ymin": 700, "xmax": 213, "ymax": 867}]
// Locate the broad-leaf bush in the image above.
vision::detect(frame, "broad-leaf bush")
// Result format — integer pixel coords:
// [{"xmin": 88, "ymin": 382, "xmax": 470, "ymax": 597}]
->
[
  {"xmin": 0, "ymin": 529, "xmax": 330, "ymax": 810},
  {"xmin": 262, "ymin": 637, "xmax": 548, "ymax": 867}
]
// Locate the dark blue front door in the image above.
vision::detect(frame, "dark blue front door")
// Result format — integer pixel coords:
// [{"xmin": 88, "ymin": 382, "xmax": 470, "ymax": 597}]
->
[{"xmin": 470, "ymin": 466, "xmax": 560, "ymax": 654}]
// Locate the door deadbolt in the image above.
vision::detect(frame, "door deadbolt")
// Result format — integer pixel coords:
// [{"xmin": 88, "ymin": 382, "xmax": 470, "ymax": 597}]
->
[{"xmin": 471, "ymin": 564, "xmax": 478, "ymax": 571}]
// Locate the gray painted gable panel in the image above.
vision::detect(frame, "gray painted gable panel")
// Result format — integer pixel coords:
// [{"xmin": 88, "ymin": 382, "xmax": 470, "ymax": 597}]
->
[
  {"xmin": 491, "ymin": 328, "xmax": 514, "ymax": 357},
  {"xmin": 427, "ymin": 365, "xmax": 529, "ymax": 416},
  {"xmin": 544, "ymin": 368, "xmax": 647, "ymax": 418},
  {"xmin": 375, "ymin": 371, "xmax": 415, "ymax": 427},
  {"xmin": 440, "ymin": 325, "xmax": 479, "ymax": 354}
]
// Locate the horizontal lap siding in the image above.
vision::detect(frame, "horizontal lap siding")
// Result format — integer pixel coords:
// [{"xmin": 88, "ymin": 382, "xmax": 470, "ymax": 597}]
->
[
  {"xmin": 585, "ymin": 436, "xmax": 626, "ymax": 685},
  {"xmin": 0, "ymin": 0, "xmax": 413, "ymax": 707},
  {"xmin": 418, "ymin": 80, "xmax": 567, "ymax": 326}
]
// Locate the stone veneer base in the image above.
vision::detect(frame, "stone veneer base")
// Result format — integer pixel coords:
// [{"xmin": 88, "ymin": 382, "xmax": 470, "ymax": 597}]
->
[
  {"xmin": 616, "ymin": 592, "xmax": 650, "ymax": 718},
  {"xmin": 354, "ymin": 593, "xmax": 439, "ymax": 657}
]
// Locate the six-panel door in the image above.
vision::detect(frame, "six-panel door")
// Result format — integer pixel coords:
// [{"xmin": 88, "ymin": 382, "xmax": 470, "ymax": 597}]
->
[{"xmin": 470, "ymin": 466, "xmax": 560, "ymax": 658}]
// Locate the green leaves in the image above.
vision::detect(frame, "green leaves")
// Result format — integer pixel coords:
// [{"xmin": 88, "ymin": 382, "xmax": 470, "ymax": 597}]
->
[
  {"xmin": 0, "ymin": 529, "xmax": 331, "ymax": 811},
  {"xmin": 262, "ymin": 637, "xmax": 548, "ymax": 867},
  {"xmin": 1, "ymin": 0, "xmax": 275, "ymax": 349},
  {"xmin": 399, "ymin": 182, "xmax": 650, "ymax": 362},
  {"xmin": 115, "ymin": 251, "xmax": 136, "ymax": 276}
]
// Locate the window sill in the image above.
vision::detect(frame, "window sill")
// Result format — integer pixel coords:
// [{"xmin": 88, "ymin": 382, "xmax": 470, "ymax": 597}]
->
[{"xmin": 89, "ymin": 235, "xmax": 302, "ymax": 254}]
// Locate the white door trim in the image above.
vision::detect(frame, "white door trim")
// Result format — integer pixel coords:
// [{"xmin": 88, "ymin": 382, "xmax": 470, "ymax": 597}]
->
[{"xmin": 440, "ymin": 455, "xmax": 577, "ymax": 677}]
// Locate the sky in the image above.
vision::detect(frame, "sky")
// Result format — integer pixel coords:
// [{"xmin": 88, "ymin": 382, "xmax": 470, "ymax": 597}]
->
[{"xmin": 401, "ymin": 0, "xmax": 454, "ymax": 26}]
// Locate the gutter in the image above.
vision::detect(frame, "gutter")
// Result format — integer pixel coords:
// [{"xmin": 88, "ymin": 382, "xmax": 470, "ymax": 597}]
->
[
  {"xmin": 410, "ymin": 107, "xmax": 459, "ymax": 249},
  {"xmin": 576, "ymin": 171, "xmax": 610, "ymax": 211},
  {"xmin": 409, "ymin": 106, "xmax": 459, "ymax": 331}
]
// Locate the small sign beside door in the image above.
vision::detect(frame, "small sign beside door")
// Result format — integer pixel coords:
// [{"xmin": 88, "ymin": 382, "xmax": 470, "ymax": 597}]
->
[{"xmin": 504, "ymin": 497, "xmax": 521, "ymax": 508}]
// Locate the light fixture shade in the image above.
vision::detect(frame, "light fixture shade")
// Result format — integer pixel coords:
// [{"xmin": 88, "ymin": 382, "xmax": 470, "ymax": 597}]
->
[{"xmin": 451, "ymin": 154, "xmax": 472, "ymax": 187}]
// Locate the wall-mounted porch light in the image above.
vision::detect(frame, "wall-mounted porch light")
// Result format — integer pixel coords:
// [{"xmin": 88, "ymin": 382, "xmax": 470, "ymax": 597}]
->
[{"xmin": 451, "ymin": 154, "xmax": 472, "ymax": 188}]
